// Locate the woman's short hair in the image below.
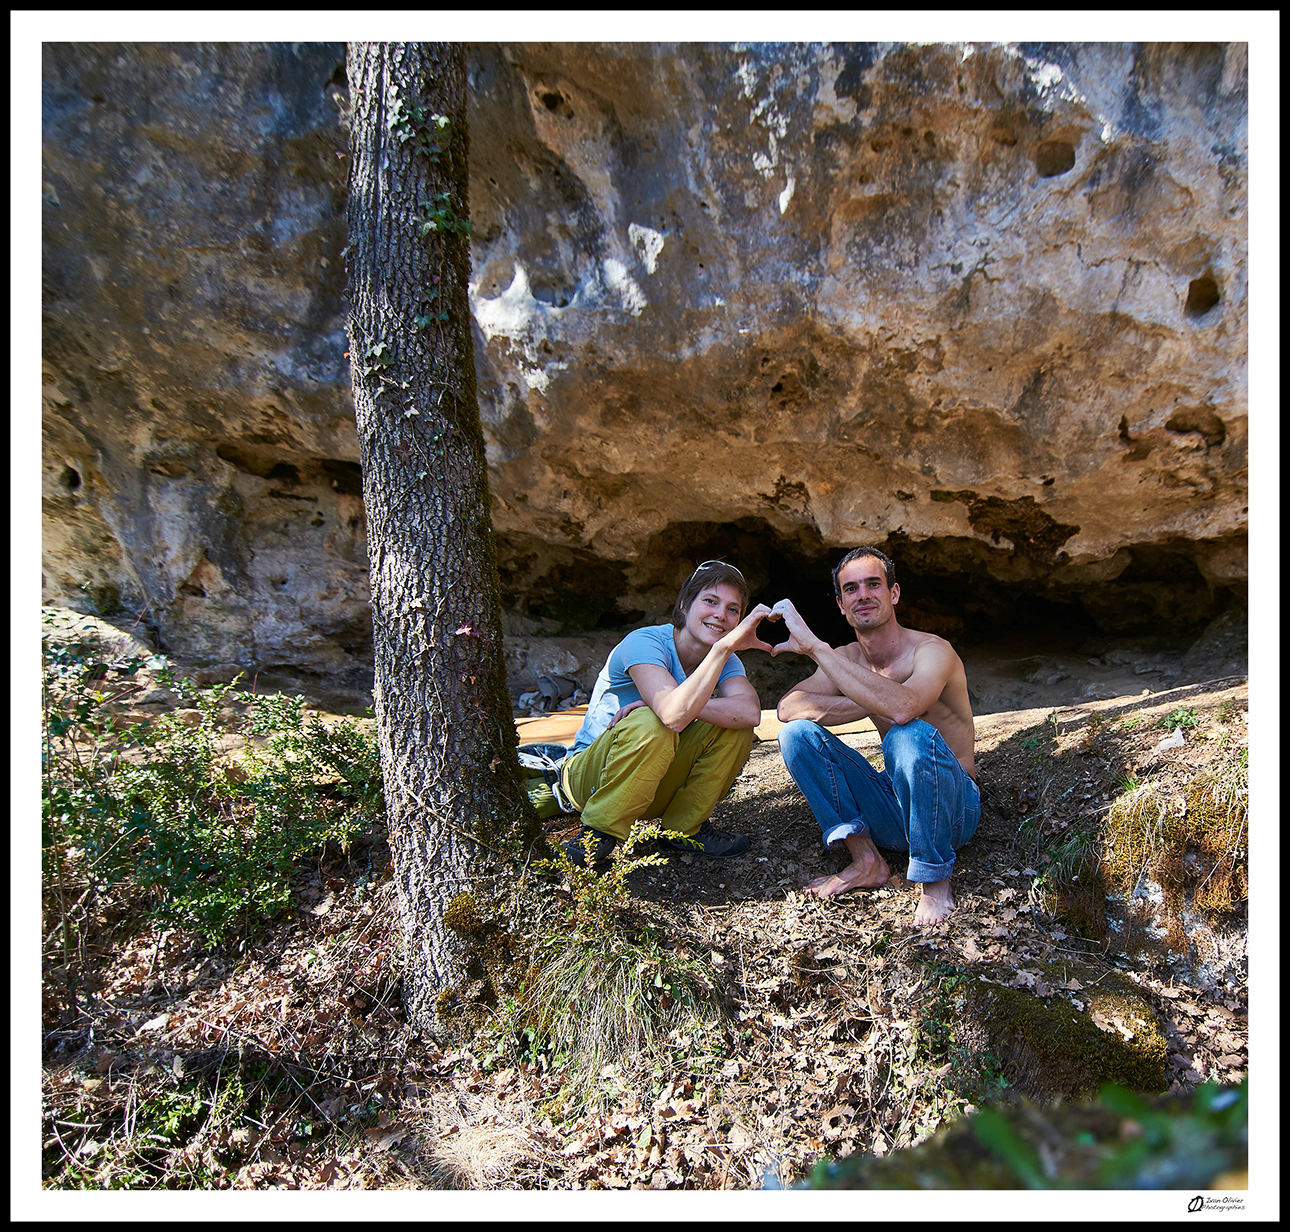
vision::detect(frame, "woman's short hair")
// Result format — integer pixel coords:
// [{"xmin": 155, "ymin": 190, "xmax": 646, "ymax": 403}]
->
[{"xmin": 671, "ymin": 560, "xmax": 750, "ymax": 627}]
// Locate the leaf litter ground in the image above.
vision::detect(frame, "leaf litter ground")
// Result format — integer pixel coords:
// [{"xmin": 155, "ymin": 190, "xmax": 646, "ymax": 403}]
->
[{"xmin": 41, "ymin": 677, "xmax": 1248, "ymax": 1190}]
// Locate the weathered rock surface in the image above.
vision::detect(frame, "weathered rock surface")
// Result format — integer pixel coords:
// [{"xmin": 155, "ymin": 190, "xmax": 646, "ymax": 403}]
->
[{"xmin": 42, "ymin": 42, "xmax": 1248, "ymax": 678}]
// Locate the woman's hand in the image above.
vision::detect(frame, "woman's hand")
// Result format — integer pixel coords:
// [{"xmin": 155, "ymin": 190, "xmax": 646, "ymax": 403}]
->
[
  {"xmin": 607, "ymin": 700, "xmax": 648, "ymax": 728},
  {"xmin": 719, "ymin": 603, "xmax": 782, "ymax": 655}
]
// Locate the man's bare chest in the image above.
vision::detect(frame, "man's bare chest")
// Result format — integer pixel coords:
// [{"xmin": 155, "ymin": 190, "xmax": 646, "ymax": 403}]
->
[{"xmin": 851, "ymin": 646, "xmax": 917, "ymax": 685}]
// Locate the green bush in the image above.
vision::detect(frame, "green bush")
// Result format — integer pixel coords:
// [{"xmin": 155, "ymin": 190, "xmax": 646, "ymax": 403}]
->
[{"xmin": 42, "ymin": 619, "xmax": 384, "ymax": 949}]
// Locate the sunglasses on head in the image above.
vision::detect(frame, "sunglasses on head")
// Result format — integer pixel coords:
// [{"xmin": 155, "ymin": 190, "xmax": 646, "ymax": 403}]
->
[{"xmin": 688, "ymin": 559, "xmax": 745, "ymax": 583}]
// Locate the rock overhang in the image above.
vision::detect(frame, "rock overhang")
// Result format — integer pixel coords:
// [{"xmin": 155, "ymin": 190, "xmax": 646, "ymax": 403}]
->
[{"xmin": 42, "ymin": 41, "xmax": 1248, "ymax": 671}]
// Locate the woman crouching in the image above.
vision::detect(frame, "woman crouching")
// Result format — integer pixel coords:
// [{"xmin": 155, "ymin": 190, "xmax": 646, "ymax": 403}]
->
[{"xmin": 560, "ymin": 560, "xmax": 776, "ymax": 868}]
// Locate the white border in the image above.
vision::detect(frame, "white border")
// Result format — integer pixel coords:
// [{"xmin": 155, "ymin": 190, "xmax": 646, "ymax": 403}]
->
[{"xmin": 15, "ymin": 10, "xmax": 1279, "ymax": 1222}]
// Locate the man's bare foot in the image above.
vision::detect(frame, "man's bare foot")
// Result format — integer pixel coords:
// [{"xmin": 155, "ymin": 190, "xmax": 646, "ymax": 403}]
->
[
  {"xmin": 803, "ymin": 841, "xmax": 890, "ymax": 898},
  {"xmin": 909, "ymin": 878, "xmax": 955, "ymax": 926}
]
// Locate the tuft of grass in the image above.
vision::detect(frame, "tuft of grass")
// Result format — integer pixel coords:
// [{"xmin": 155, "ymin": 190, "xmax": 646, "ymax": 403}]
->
[
  {"xmin": 1028, "ymin": 823, "xmax": 1107, "ymax": 940},
  {"xmin": 522, "ymin": 824, "xmax": 724, "ymax": 1107},
  {"xmin": 416, "ymin": 1093, "xmax": 554, "ymax": 1190}
]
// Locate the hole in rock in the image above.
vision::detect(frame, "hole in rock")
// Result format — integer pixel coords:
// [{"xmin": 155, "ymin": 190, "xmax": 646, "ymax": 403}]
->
[
  {"xmin": 59, "ymin": 465, "xmax": 82, "ymax": 492},
  {"xmin": 1035, "ymin": 141, "xmax": 1077, "ymax": 177},
  {"xmin": 1165, "ymin": 407, "xmax": 1225, "ymax": 448},
  {"xmin": 1184, "ymin": 273, "xmax": 1221, "ymax": 318},
  {"xmin": 319, "ymin": 460, "xmax": 363, "ymax": 497},
  {"xmin": 268, "ymin": 462, "xmax": 302, "ymax": 485}
]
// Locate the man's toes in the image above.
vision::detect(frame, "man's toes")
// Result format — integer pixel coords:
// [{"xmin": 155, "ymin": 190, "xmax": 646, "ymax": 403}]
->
[{"xmin": 912, "ymin": 901, "xmax": 954, "ymax": 927}]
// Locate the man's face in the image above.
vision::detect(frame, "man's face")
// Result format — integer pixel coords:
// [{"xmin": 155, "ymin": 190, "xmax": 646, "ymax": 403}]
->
[
  {"xmin": 835, "ymin": 557, "xmax": 900, "ymax": 633},
  {"xmin": 682, "ymin": 582, "xmax": 745, "ymax": 646}
]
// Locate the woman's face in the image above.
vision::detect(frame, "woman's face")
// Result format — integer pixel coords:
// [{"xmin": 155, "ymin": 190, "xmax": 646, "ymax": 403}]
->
[{"xmin": 682, "ymin": 582, "xmax": 745, "ymax": 646}]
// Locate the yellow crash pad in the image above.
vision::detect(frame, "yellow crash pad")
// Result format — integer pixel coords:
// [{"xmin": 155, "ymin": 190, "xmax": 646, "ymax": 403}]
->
[{"xmin": 515, "ymin": 706, "xmax": 874, "ymax": 746}]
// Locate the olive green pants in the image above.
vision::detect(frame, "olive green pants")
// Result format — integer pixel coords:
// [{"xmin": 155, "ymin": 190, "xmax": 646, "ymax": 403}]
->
[{"xmin": 561, "ymin": 706, "xmax": 755, "ymax": 841}]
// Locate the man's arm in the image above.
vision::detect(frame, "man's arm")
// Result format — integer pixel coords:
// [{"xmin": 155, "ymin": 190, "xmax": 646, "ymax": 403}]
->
[
  {"xmin": 771, "ymin": 600, "xmax": 955, "ymax": 725},
  {"xmin": 776, "ymin": 662, "xmax": 870, "ymax": 724}
]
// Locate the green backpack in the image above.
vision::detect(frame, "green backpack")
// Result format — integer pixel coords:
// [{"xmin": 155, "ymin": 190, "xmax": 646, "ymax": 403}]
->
[{"xmin": 517, "ymin": 742, "xmax": 577, "ymax": 819}]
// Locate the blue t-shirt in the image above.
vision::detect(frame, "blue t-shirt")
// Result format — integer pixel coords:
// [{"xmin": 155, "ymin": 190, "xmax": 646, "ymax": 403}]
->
[{"xmin": 570, "ymin": 624, "xmax": 748, "ymax": 754}]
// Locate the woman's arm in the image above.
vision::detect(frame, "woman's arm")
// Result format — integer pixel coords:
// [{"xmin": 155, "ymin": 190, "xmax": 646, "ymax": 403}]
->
[{"xmin": 629, "ymin": 604, "xmax": 775, "ymax": 732}]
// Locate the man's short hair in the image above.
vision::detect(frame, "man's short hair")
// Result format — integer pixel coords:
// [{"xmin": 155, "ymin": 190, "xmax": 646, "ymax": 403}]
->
[
  {"xmin": 672, "ymin": 560, "xmax": 750, "ymax": 628},
  {"xmin": 832, "ymin": 546, "xmax": 897, "ymax": 600}
]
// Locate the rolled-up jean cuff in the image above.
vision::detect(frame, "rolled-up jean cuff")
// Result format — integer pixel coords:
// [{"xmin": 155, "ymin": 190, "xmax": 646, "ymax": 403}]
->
[
  {"xmin": 823, "ymin": 821, "xmax": 865, "ymax": 848},
  {"xmin": 906, "ymin": 857, "xmax": 955, "ymax": 883}
]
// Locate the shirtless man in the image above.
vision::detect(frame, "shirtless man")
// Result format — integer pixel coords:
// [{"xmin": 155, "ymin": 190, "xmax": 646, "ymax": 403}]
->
[{"xmin": 772, "ymin": 546, "xmax": 978, "ymax": 926}]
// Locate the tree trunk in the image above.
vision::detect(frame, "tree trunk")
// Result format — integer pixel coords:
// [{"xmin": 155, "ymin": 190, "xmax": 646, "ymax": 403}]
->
[{"xmin": 343, "ymin": 42, "xmax": 536, "ymax": 1035}]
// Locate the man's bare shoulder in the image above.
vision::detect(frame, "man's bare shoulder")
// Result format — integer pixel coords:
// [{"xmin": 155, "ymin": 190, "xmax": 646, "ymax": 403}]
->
[{"xmin": 900, "ymin": 626, "xmax": 959, "ymax": 661}]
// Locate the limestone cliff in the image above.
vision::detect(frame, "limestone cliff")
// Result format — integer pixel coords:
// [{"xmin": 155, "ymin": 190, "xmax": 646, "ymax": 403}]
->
[{"xmin": 42, "ymin": 42, "xmax": 1248, "ymax": 678}]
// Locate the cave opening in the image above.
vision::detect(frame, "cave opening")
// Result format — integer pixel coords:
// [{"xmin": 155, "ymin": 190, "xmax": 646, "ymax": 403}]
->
[{"xmin": 495, "ymin": 519, "xmax": 1239, "ymax": 655}]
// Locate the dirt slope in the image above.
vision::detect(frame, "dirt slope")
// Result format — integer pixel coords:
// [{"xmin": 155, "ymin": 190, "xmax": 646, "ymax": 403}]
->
[{"xmin": 42, "ymin": 675, "xmax": 1248, "ymax": 1190}]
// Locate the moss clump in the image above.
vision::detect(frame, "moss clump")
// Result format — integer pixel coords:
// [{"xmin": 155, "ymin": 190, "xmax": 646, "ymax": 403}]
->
[
  {"xmin": 443, "ymin": 891, "xmax": 484, "ymax": 936},
  {"xmin": 437, "ymin": 889, "xmax": 524, "ymax": 1030},
  {"xmin": 1101, "ymin": 754, "xmax": 1247, "ymax": 951},
  {"xmin": 961, "ymin": 959, "xmax": 1166, "ymax": 1103}
]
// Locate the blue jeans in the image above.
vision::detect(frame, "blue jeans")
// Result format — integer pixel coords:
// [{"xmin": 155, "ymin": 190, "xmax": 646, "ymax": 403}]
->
[{"xmin": 778, "ymin": 718, "xmax": 980, "ymax": 883}]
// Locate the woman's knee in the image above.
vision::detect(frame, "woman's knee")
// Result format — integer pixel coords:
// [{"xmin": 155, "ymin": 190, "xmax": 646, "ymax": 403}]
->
[
  {"xmin": 693, "ymin": 720, "xmax": 754, "ymax": 767},
  {"xmin": 619, "ymin": 705, "xmax": 678, "ymax": 748},
  {"xmin": 729, "ymin": 724, "xmax": 756, "ymax": 762}
]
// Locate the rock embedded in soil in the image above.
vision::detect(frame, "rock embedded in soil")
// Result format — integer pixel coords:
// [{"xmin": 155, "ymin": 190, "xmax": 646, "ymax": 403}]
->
[{"xmin": 959, "ymin": 958, "xmax": 1168, "ymax": 1103}]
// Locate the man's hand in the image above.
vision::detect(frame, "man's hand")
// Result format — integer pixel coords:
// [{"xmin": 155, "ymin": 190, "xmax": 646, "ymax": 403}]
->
[
  {"xmin": 719, "ymin": 603, "xmax": 782, "ymax": 655},
  {"xmin": 769, "ymin": 599, "xmax": 823, "ymax": 658}
]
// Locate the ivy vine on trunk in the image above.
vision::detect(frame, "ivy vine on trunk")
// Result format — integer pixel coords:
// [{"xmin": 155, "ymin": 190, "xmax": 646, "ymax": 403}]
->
[{"xmin": 343, "ymin": 41, "xmax": 539, "ymax": 1036}]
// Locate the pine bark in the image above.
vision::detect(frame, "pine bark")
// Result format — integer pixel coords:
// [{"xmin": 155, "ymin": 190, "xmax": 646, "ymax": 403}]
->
[{"xmin": 343, "ymin": 42, "xmax": 536, "ymax": 1035}]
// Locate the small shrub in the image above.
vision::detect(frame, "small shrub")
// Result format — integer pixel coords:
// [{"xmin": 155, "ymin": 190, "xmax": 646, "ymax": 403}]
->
[
  {"xmin": 42, "ymin": 621, "xmax": 384, "ymax": 961},
  {"xmin": 1155, "ymin": 706, "xmax": 1199, "ymax": 730}
]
